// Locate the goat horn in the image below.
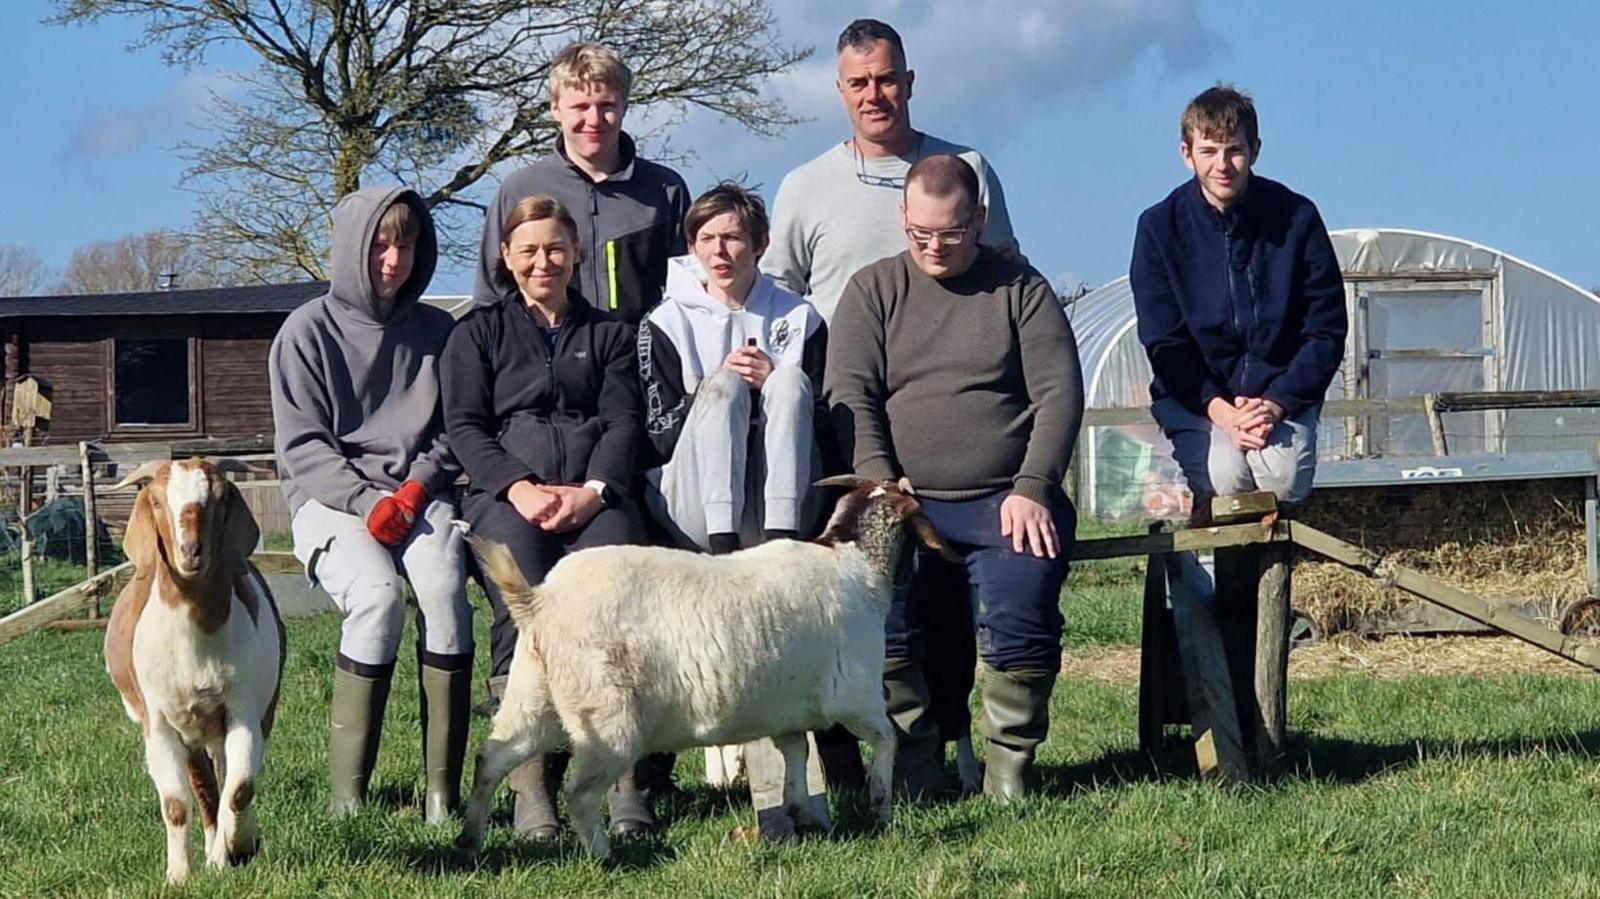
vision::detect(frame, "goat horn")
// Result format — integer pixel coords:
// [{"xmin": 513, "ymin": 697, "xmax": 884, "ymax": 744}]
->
[
  {"xmin": 208, "ymin": 457, "xmax": 257, "ymax": 477},
  {"xmin": 895, "ymin": 476, "xmax": 917, "ymax": 496},
  {"xmin": 812, "ymin": 474, "xmax": 879, "ymax": 490},
  {"xmin": 110, "ymin": 459, "xmax": 169, "ymax": 491}
]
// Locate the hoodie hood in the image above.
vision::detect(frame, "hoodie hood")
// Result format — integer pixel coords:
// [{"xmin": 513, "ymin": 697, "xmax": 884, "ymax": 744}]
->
[
  {"xmin": 329, "ymin": 186, "xmax": 438, "ymax": 324},
  {"xmin": 649, "ymin": 254, "xmax": 821, "ymax": 396},
  {"xmin": 663, "ymin": 255, "xmax": 742, "ymax": 317}
]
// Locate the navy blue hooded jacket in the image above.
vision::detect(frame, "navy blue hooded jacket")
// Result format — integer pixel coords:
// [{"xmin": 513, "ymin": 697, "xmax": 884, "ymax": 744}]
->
[{"xmin": 1130, "ymin": 175, "xmax": 1346, "ymax": 418}]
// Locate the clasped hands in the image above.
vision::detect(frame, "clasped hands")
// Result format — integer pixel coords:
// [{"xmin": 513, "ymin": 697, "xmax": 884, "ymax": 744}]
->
[
  {"xmin": 506, "ymin": 479, "xmax": 603, "ymax": 533},
  {"xmin": 1208, "ymin": 395, "xmax": 1285, "ymax": 451}
]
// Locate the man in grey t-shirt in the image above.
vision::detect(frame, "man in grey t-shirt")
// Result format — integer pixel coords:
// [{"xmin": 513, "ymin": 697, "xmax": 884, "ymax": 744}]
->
[{"xmin": 761, "ymin": 18, "xmax": 1017, "ymax": 325}]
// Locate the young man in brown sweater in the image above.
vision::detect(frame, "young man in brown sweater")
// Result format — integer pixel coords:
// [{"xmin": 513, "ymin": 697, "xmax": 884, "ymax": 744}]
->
[{"xmin": 826, "ymin": 154, "xmax": 1084, "ymax": 799}]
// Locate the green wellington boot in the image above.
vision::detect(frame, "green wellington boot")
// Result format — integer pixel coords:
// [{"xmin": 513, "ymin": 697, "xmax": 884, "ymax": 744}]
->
[
  {"xmin": 977, "ymin": 665, "xmax": 1055, "ymax": 801},
  {"xmin": 607, "ymin": 761, "xmax": 657, "ymax": 838},
  {"xmin": 883, "ymin": 658, "xmax": 952, "ymax": 798},
  {"xmin": 419, "ymin": 655, "xmax": 472, "ymax": 825},
  {"xmin": 488, "ymin": 675, "xmax": 566, "ymax": 841},
  {"xmin": 328, "ymin": 662, "xmax": 394, "ymax": 819}
]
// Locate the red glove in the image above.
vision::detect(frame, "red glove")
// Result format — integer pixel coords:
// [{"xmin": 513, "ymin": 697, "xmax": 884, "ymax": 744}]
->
[{"xmin": 367, "ymin": 480, "xmax": 428, "ymax": 547}]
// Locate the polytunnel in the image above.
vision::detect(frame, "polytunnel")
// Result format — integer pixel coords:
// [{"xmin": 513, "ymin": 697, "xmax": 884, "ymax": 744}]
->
[{"xmin": 1070, "ymin": 228, "xmax": 1600, "ymax": 518}]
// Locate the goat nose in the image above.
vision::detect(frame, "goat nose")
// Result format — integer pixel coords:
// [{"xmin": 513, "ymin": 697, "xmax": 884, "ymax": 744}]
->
[{"xmin": 180, "ymin": 540, "xmax": 202, "ymax": 563}]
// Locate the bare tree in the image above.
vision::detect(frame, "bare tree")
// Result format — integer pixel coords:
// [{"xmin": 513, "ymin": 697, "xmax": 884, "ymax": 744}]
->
[
  {"xmin": 56, "ymin": 230, "xmax": 237, "ymax": 294},
  {"xmin": 0, "ymin": 245, "xmax": 54, "ymax": 297},
  {"xmin": 50, "ymin": 0, "xmax": 809, "ymax": 279}
]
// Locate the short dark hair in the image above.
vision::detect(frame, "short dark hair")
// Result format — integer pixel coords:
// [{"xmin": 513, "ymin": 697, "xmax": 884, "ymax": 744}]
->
[
  {"xmin": 684, "ymin": 182, "xmax": 770, "ymax": 248},
  {"xmin": 904, "ymin": 154, "xmax": 980, "ymax": 212},
  {"xmin": 1182, "ymin": 84, "xmax": 1259, "ymax": 148},
  {"xmin": 836, "ymin": 18, "xmax": 906, "ymax": 66}
]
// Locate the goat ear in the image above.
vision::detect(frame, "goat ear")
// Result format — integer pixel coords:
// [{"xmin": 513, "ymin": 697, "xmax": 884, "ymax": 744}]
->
[
  {"xmin": 122, "ymin": 488, "xmax": 162, "ymax": 573},
  {"xmin": 909, "ymin": 511, "xmax": 963, "ymax": 563},
  {"xmin": 219, "ymin": 478, "xmax": 261, "ymax": 563}
]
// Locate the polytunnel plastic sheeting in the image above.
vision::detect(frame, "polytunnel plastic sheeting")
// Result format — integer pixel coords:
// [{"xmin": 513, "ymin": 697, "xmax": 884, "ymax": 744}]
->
[
  {"xmin": 1330, "ymin": 229, "xmax": 1500, "ymax": 275},
  {"xmin": 1500, "ymin": 261, "xmax": 1600, "ymax": 390},
  {"xmin": 1070, "ymin": 228, "xmax": 1600, "ymax": 518}
]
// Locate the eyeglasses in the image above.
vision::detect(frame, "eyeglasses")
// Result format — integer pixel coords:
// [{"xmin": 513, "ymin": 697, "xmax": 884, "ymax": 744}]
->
[
  {"xmin": 850, "ymin": 135, "xmax": 924, "ymax": 191},
  {"xmin": 855, "ymin": 170, "xmax": 906, "ymax": 190},
  {"xmin": 904, "ymin": 225, "xmax": 972, "ymax": 246}
]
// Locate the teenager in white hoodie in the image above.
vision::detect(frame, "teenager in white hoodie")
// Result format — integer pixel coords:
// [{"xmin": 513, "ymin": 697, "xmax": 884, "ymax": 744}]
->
[{"xmin": 637, "ymin": 183, "xmax": 829, "ymax": 555}]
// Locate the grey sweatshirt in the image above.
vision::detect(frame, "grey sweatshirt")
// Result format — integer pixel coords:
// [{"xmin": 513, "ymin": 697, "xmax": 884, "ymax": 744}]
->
[
  {"xmin": 760, "ymin": 134, "xmax": 1014, "ymax": 324},
  {"xmin": 825, "ymin": 248, "xmax": 1083, "ymax": 504},
  {"xmin": 270, "ymin": 186, "xmax": 460, "ymax": 517}
]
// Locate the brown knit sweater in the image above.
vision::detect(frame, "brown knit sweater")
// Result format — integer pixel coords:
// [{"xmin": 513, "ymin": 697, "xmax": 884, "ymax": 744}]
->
[{"xmin": 824, "ymin": 248, "xmax": 1084, "ymax": 504}]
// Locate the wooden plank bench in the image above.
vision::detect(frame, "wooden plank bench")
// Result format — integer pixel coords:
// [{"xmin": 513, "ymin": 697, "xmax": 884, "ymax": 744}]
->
[{"xmin": 1073, "ymin": 489, "xmax": 1600, "ymax": 783}]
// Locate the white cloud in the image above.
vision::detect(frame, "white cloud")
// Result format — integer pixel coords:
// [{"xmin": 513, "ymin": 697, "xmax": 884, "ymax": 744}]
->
[
  {"xmin": 664, "ymin": 0, "xmax": 1223, "ymax": 189},
  {"xmin": 60, "ymin": 68, "xmax": 233, "ymax": 162}
]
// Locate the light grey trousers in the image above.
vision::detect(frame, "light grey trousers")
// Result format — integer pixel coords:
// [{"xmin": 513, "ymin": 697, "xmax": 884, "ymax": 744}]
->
[
  {"xmin": 1152, "ymin": 397, "xmax": 1320, "ymax": 601},
  {"xmin": 291, "ymin": 496, "xmax": 471, "ymax": 665},
  {"xmin": 1151, "ymin": 397, "xmax": 1320, "ymax": 505},
  {"xmin": 644, "ymin": 365, "xmax": 816, "ymax": 549}
]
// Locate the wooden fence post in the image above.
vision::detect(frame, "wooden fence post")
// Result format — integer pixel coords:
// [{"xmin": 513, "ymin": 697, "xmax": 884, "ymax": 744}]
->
[
  {"xmin": 1254, "ymin": 541, "xmax": 1293, "ymax": 775},
  {"xmin": 18, "ymin": 421, "xmax": 35, "ymax": 608},
  {"xmin": 80, "ymin": 442, "xmax": 99, "ymax": 618}
]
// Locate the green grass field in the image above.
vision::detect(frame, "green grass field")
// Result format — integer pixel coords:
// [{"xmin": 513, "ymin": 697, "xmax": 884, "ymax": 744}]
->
[{"xmin": 5, "ymin": 538, "xmax": 1600, "ymax": 896}]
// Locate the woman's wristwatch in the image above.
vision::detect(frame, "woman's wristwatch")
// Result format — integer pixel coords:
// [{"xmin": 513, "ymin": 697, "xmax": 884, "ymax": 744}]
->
[{"xmin": 582, "ymin": 479, "xmax": 610, "ymax": 507}]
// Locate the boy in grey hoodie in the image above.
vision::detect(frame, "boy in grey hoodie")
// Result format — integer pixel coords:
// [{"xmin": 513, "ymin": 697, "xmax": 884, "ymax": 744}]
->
[{"xmin": 269, "ymin": 186, "xmax": 471, "ymax": 825}]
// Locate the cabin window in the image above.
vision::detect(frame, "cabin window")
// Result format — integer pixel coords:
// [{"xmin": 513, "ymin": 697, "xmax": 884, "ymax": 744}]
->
[{"xmin": 111, "ymin": 338, "xmax": 195, "ymax": 427}]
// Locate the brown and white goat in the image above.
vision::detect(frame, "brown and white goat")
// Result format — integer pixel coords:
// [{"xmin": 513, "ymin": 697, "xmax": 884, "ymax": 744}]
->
[
  {"xmin": 103, "ymin": 458, "xmax": 284, "ymax": 884},
  {"xmin": 456, "ymin": 476, "xmax": 956, "ymax": 860}
]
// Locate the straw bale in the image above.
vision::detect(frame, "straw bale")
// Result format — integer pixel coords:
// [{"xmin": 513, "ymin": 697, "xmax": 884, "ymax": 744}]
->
[{"xmin": 1293, "ymin": 480, "xmax": 1588, "ymax": 635}]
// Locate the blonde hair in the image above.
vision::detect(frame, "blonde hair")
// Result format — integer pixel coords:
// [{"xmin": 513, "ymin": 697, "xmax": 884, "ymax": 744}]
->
[{"xmin": 548, "ymin": 42, "xmax": 633, "ymax": 104}]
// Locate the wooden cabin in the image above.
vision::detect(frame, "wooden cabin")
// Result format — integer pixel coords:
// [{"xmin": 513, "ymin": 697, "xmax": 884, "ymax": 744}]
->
[{"xmin": 0, "ymin": 283, "xmax": 326, "ymax": 447}]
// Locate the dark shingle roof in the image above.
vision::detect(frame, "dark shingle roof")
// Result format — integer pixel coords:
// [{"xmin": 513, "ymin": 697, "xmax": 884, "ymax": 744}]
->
[{"xmin": 0, "ymin": 282, "xmax": 328, "ymax": 318}]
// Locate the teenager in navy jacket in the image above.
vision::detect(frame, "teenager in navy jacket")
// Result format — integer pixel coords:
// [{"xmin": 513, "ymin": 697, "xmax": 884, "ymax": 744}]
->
[{"xmin": 1130, "ymin": 85, "xmax": 1346, "ymax": 513}]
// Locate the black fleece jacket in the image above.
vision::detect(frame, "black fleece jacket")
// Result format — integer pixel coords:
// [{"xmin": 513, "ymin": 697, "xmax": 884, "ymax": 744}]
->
[{"xmin": 441, "ymin": 291, "xmax": 642, "ymax": 501}]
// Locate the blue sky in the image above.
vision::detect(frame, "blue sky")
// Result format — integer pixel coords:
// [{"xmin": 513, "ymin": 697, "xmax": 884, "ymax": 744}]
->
[{"xmin": 3, "ymin": 0, "xmax": 1597, "ymax": 295}]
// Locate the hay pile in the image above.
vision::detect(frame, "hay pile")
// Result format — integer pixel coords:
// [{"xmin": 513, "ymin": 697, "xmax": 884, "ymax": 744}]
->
[{"xmin": 1294, "ymin": 480, "xmax": 1589, "ymax": 636}]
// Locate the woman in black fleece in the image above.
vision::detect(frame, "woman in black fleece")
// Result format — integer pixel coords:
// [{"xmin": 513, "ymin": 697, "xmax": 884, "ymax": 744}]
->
[{"xmin": 441, "ymin": 194, "xmax": 655, "ymax": 840}]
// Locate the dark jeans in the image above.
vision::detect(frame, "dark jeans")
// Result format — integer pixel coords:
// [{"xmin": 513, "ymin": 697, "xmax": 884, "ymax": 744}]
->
[
  {"xmin": 463, "ymin": 490, "xmax": 643, "ymax": 677},
  {"xmin": 885, "ymin": 491, "xmax": 1074, "ymax": 673}
]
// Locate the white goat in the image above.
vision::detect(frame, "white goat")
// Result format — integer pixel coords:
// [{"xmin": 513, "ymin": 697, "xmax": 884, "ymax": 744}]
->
[
  {"xmin": 104, "ymin": 458, "xmax": 284, "ymax": 884},
  {"xmin": 456, "ymin": 477, "xmax": 955, "ymax": 860}
]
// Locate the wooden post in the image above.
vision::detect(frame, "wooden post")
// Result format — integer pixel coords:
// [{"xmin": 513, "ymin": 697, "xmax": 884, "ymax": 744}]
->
[
  {"xmin": 1424, "ymin": 393, "xmax": 1448, "ymax": 456},
  {"xmin": 1253, "ymin": 542, "xmax": 1292, "ymax": 775},
  {"xmin": 1137, "ymin": 528, "xmax": 1169, "ymax": 756},
  {"xmin": 1163, "ymin": 551, "xmax": 1252, "ymax": 782},
  {"xmin": 18, "ymin": 421, "xmax": 35, "ymax": 608},
  {"xmin": 1213, "ymin": 545, "xmax": 1262, "ymax": 765},
  {"xmin": 79, "ymin": 442, "xmax": 99, "ymax": 619}
]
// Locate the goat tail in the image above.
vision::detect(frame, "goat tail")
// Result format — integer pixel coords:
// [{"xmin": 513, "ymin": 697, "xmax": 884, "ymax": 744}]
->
[{"xmin": 466, "ymin": 536, "xmax": 544, "ymax": 627}]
